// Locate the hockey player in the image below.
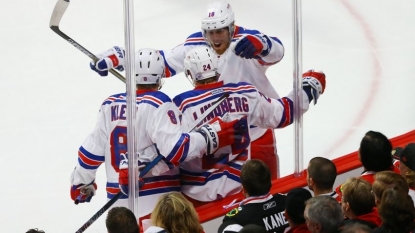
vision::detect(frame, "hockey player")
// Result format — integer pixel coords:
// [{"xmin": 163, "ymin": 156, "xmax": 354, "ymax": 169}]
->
[
  {"xmin": 91, "ymin": 1, "xmax": 285, "ymax": 178},
  {"xmin": 70, "ymin": 48, "xmax": 243, "ymax": 220},
  {"xmin": 173, "ymin": 46, "xmax": 326, "ymax": 202}
]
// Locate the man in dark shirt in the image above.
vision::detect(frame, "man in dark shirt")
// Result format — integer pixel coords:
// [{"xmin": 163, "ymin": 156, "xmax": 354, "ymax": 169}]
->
[{"xmin": 218, "ymin": 159, "xmax": 289, "ymax": 233}]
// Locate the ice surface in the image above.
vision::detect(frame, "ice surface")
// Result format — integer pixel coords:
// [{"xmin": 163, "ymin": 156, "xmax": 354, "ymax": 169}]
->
[{"xmin": 0, "ymin": 0, "xmax": 414, "ymax": 232}]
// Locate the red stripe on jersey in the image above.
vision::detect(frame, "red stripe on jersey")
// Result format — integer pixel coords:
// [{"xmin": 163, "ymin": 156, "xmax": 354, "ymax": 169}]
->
[
  {"xmin": 185, "ymin": 38, "xmax": 204, "ymax": 42},
  {"xmin": 169, "ymin": 136, "xmax": 189, "ymax": 165},
  {"xmin": 141, "ymin": 180, "xmax": 180, "ymax": 191},
  {"xmin": 106, "ymin": 187, "xmax": 120, "ymax": 195},
  {"xmin": 104, "ymin": 96, "xmax": 118, "ymax": 103},
  {"xmin": 181, "ymin": 163, "xmax": 242, "ymax": 184},
  {"xmin": 257, "ymin": 59, "xmax": 279, "ymax": 66},
  {"xmin": 223, "ymin": 84, "xmax": 256, "ymax": 93},
  {"xmin": 137, "ymin": 95, "xmax": 163, "ymax": 105},
  {"xmin": 78, "ymin": 151, "xmax": 101, "ymax": 167},
  {"xmin": 279, "ymin": 98, "xmax": 292, "ymax": 128},
  {"xmin": 164, "ymin": 66, "xmax": 172, "ymax": 77},
  {"xmin": 181, "ymin": 174, "xmax": 205, "ymax": 183},
  {"xmin": 178, "ymin": 92, "xmax": 212, "ymax": 111}
]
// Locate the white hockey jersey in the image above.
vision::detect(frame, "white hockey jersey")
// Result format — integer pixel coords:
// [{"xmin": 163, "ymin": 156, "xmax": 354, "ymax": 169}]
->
[
  {"xmin": 71, "ymin": 90, "xmax": 207, "ymax": 216},
  {"xmin": 173, "ymin": 81, "xmax": 310, "ymax": 201},
  {"xmin": 160, "ymin": 25, "xmax": 284, "ymax": 142}
]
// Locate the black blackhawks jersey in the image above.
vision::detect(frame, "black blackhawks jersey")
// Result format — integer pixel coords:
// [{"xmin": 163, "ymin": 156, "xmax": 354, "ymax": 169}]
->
[{"xmin": 218, "ymin": 193, "xmax": 289, "ymax": 233}]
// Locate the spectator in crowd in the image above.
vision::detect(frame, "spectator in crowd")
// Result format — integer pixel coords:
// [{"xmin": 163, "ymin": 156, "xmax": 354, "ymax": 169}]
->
[
  {"xmin": 340, "ymin": 177, "xmax": 381, "ymax": 229},
  {"xmin": 306, "ymin": 157, "xmax": 339, "ymax": 201},
  {"xmin": 218, "ymin": 159, "xmax": 289, "ymax": 233},
  {"xmin": 26, "ymin": 229, "xmax": 45, "ymax": 233},
  {"xmin": 284, "ymin": 187, "xmax": 312, "ymax": 233},
  {"xmin": 106, "ymin": 206, "xmax": 139, "ymax": 233},
  {"xmin": 373, "ymin": 187, "xmax": 415, "ymax": 233},
  {"xmin": 356, "ymin": 131, "xmax": 397, "ymax": 183},
  {"xmin": 336, "ymin": 131, "xmax": 397, "ymax": 198},
  {"xmin": 340, "ymin": 223, "xmax": 371, "ymax": 233},
  {"xmin": 394, "ymin": 143, "xmax": 415, "ymax": 203},
  {"xmin": 145, "ymin": 192, "xmax": 203, "ymax": 233},
  {"xmin": 371, "ymin": 170, "xmax": 409, "ymax": 206},
  {"xmin": 304, "ymin": 196, "xmax": 343, "ymax": 233},
  {"xmin": 239, "ymin": 224, "xmax": 268, "ymax": 233}
]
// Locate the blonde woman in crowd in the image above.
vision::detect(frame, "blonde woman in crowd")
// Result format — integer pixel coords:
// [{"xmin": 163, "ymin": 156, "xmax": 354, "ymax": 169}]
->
[
  {"xmin": 144, "ymin": 192, "xmax": 204, "ymax": 233},
  {"xmin": 371, "ymin": 171, "xmax": 409, "ymax": 205},
  {"xmin": 340, "ymin": 177, "xmax": 381, "ymax": 229}
]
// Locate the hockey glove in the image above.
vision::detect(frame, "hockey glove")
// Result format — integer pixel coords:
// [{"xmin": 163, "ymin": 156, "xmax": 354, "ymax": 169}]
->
[
  {"xmin": 234, "ymin": 34, "xmax": 270, "ymax": 59},
  {"xmin": 70, "ymin": 181, "xmax": 97, "ymax": 204},
  {"xmin": 90, "ymin": 46, "xmax": 125, "ymax": 77},
  {"xmin": 118, "ymin": 153, "xmax": 130, "ymax": 196},
  {"xmin": 118, "ymin": 153, "xmax": 146, "ymax": 197},
  {"xmin": 197, "ymin": 116, "xmax": 248, "ymax": 155},
  {"xmin": 302, "ymin": 70, "xmax": 326, "ymax": 105}
]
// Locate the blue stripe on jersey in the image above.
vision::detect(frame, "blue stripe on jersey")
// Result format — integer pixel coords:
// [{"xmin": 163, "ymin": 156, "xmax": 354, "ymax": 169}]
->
[
  {"xmin": 184, "ymin": 41, "xmax": 208, "ymax": 46},
  {"xmin": 106, "ymin": 182, "xmax": 128, "ymax": 199},
  {"xmin": 174, "ymin": 92, "xmax": 221, "ymax": 113},
  {"xmin": 138, "ymin": 100, "xmax": 161, "ymax": 108},
  {"xmin": 141, "ymin": 91, "xmax": 172, "ymax": 103},
  {"xmin": 236, "ymin": 27, "xmax": 261, "ymax": 35},
  {"xmin": 184, "ymin": 32, "xmax": 208, "ymax": 46},
  {"xmin": 165, "ymin": 133, "xmax": 190, "ymax": 164},
  {"xmin": 180, "ymin": 162, "xmax": 242, "ymax": 186},
  {"xmin": 270, "ymin": 36, "xmax": 283, "ymax": 46},
  {"xmin": 159, "ymin": 50, "xmax": 177, "ymax": 77},
  {"xmin": 102, "ymin": 93, "xmax": 125, "ymax": 106},
  {"xmin": 106, "ymin": 174, "xmax": 181, "ymax": 198},
  {"xmin": 136, "ymin": 91, "xmax": 172, "ymax": 108},
  {"xmin": 174, "ymin": 82, "xmax": 257, "ymax": 113},
  {"xmin": 78, "ymin": 146, "xmax": 104, "ymax": 170},
  {"xmin": 139, "ymin": 186, "xmax": 181, "ymax": 196}
]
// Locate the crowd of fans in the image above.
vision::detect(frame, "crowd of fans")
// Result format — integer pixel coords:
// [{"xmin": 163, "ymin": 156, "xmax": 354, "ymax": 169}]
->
[
  {"xmin": 27, "ymin": 129, "xmax": 415, "ymax": 233},
  {"xmin": 95, "ymin": 131, "xmax": 413, "ymax": 233}
]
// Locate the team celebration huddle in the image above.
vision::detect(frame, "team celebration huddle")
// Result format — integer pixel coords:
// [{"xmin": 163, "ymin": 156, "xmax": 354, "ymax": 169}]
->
[{"xmin": 66, "ymin": 1, "xmax": 327, "ymax": 233}]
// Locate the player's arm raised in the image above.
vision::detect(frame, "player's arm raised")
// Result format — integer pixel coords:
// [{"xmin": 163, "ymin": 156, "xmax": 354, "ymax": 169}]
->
[{"xmin": 250, "ymin": 70, "xmax": 326, "ymax": 129}]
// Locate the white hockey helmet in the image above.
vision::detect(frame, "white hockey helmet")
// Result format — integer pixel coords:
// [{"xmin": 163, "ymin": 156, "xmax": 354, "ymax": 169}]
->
[
  {"xmin": 184, "ymin": 46, "xmax": 218, "ymax": 86},
  {"xmin": 201, "ymin": 1, "xmax": 235, "ymax": 37},
  {"xmin": 135, "ymin": 48, "xmax": 165, "ymax": 87}
]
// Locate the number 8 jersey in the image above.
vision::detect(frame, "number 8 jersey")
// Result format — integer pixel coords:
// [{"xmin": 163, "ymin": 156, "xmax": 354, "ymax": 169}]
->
[{"xmin": 70, "ymin": 90, "xmax": 207, "ymax": 217}]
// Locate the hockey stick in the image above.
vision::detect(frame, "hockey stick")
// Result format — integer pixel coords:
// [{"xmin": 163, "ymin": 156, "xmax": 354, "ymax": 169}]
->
[
  {"xmin": 74, "ymin": 93, "xmax": 230, "ymax": 233},
  {"xmin": 49, "ymin": 0, "xmax": 126, "ymax": 83}
]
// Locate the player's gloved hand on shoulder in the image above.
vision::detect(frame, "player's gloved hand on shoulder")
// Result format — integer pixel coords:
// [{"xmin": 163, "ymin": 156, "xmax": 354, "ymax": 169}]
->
[
  {"xmin": 90, "ymin": 46, "xmax": 125, "ymax": 76},
  {"xmin": 302, "ymin": 69, "xmax": 326, "ymax": 105},
  {"xmin": 197, "ymin": 115, "xmax": 248, "ymax": 155},
  {"xmin": 234, "ymin": 34, "xmax": 270, "ymax": 59},
  {"xmin": 70, "ymin": 181, "xmax": 97, "ymax": 204}
]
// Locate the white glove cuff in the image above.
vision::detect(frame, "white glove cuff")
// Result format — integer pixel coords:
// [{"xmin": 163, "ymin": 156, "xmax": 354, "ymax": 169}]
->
[{"xmin": 199, "ymin": 125, "xmax": 219, "ymax": 154}]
